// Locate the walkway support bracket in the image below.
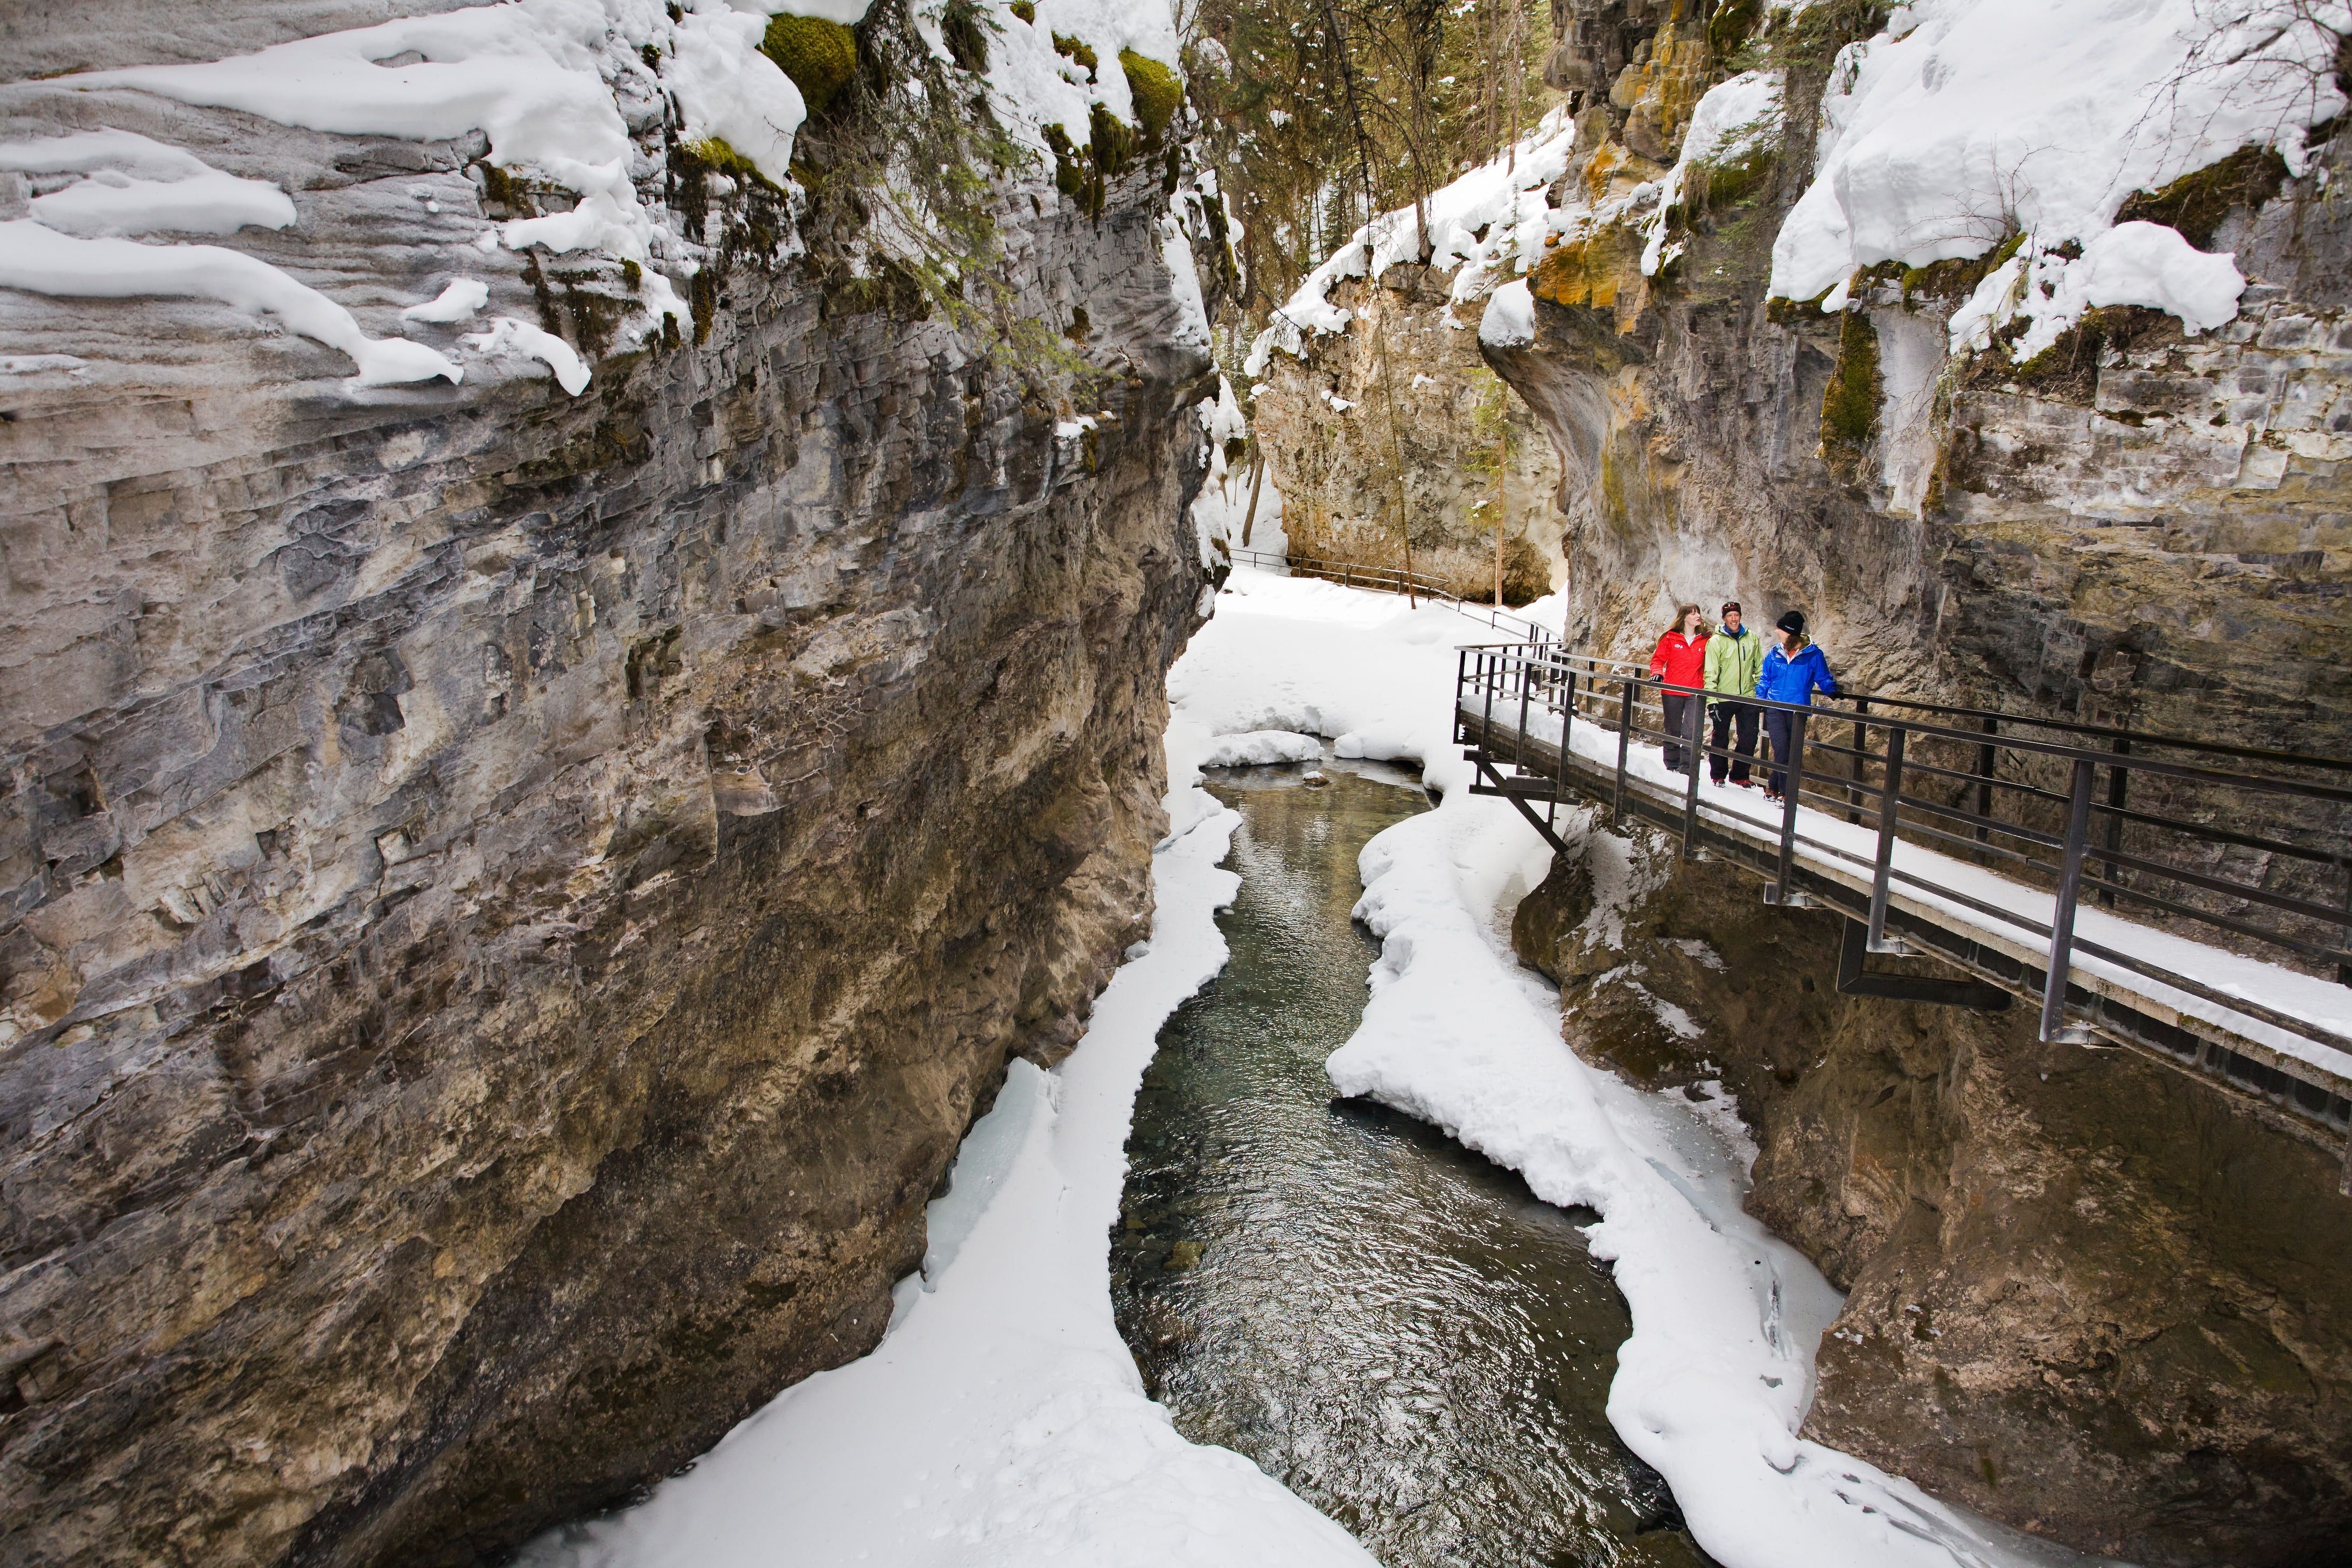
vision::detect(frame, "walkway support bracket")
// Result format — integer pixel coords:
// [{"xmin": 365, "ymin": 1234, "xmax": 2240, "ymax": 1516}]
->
[{"xmin": 1838, "ymin": 918, "xmax": 2013, "ymax": 1010}]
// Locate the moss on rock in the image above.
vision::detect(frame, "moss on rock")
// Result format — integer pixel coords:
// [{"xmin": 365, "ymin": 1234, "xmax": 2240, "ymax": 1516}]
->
[
  {"xmin": 761, "ymin": 13, "xmax": 858, "ymax": 115},
  {"xmin": 1051, "ymin": 31, "xmax": 1098, "ymax": 78},
  {"xmin": 1818, "ymin": 307, "xmax": 1882, "ymax": 486},
  {"xmin": 1119, "ymin": 50, "xmax": 1182, "ymax": 146},
  {"xmin": 2116, "ymin": 142, "xmax": 2289, "ymax": 250}
]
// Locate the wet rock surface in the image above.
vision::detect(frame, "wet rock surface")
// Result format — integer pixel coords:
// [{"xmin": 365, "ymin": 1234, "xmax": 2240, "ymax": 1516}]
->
[{"xmin": 0, "ymin": 12, "xmax": 1214, "ymax": 1568}]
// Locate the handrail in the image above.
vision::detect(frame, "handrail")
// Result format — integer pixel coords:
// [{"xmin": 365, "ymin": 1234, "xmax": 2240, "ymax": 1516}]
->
[
  {"xmin": 1227, "ymin": 548, "xmax": 1555, "ymax": 644},
  {"xmin": 1459, "ymin": 641, "xmax": 2352, "ymax": 776},
  {"xmin": 1452, "ymin": 640, "xmax": 2352, "ymax": 1059}
]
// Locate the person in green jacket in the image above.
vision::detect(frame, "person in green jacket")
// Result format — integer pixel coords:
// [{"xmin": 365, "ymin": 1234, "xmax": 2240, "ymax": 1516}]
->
[{"xmin": 1704, "ymin": 600, "xmax": 1762, "ymax": 786}]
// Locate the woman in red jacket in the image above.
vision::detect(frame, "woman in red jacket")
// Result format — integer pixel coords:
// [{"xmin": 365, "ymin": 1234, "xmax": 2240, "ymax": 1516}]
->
[{"xmin": 1648, "ymin": 603, "xmax": 1711, "ymax": 774}]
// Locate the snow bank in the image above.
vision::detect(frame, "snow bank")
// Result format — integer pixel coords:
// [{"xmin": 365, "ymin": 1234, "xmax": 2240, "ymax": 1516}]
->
[
  {"xmin": 463, "ymin": 315, "xmax": 592, "ymax": 395},
  {"xmin": 665, "ymin": 8, "xmax": 805, "ymax": 183},
  {"xmin": 0, "ymin": 129, "xmax": 296, "ymax": 238},
  {"xmin": 1196, "ymin": 729, "xmax": 1322, "ymax": 767},
  {"xmin": 1245, "ymin": 110, "xmax": 1581, "ymax": 376},
  {"xmin": 2003, "ymin": 220, "xmax": 2246, "ymax": 359},
  {"xmin": 401, "ymin": 278, "xmax": 491, "ymax": 324},
  {"xmin": 73, "ymin": 1, "xmax": 669, "ymax": 192},
  {"xmin": 1642, "ymin": 68, "xmax": 1783, "ymax": 276},
  {"xmin": 0, "ymin": 220, "xmax": 460, "ymax": 387},
  {"xmin": 510, "ymin": 715, "xmax": 1370, "ymax": 1568},
  {"xmin": 1178, "ymin": 566, "xmax": 2117, "ymax": 1568},
  {"xmin": 981, "ymin": 0, "xmax": 1186, "ymax": 159},
  {"xmin": 1478, "ymin": 278, "xmax": 1535, "ymax": 346},
  {"xmin": 1770, "ymin": 0, "xmax": 2343, "ymax": 336}
]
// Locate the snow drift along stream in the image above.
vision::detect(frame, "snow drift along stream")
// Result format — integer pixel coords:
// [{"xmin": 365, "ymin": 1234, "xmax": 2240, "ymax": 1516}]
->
[{"xmin": 1182, "ymin": 568, "xmax": 2120, "ymax": 1568}]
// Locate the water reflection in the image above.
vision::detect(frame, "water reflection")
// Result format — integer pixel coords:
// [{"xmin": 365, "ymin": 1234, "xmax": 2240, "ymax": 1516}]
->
[{"xmin": 1112, "ymin": 758, "xmax": 1717, "ymax": 1567}]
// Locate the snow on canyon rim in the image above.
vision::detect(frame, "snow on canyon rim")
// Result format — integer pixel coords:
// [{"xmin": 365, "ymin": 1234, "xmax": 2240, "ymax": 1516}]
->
[
  {"xmin": 0, "ymin": 0, "xmax": 1208, "ymax": 393},
  {"xmin": 517, "ymin": 568, "xmax": 2109, "ymax": 1568}
]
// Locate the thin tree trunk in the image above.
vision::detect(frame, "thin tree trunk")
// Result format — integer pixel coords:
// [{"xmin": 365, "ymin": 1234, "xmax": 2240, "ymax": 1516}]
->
[
  {"xmin": 1496, "ymin": 437, "xmax": 1506, "ymax": 607},
  {"xmin": 1239, "ymin": 453, "xmax": 1266, "ymax": 548}
]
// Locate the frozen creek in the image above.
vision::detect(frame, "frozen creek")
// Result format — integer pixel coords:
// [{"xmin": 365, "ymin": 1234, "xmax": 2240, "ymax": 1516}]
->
[{"xmin": 1112, "ymin": 756, "xmax": 1704, "ymax": 1566}]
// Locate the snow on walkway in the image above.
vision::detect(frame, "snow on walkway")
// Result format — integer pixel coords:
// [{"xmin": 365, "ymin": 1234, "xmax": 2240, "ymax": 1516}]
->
[
  {"xmin": 513, "ymin": 713, "xmax": 1371, "ymax": 1566},
  {"xmin": 1181, "ymin": 566, "xmax": 2123, "ymax": 1568},
  {"xmin": 1486, "ymin": 664, "xmax": 2352, "ymax": 1075}
]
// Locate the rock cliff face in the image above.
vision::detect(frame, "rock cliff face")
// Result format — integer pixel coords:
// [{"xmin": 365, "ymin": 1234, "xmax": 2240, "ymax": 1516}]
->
[
  {"xmin": 1251, "ymin": 269, "xmax": 1566, "ymax": 603},
  {"xmin": 0, "ymin": 10, "xmax": 1215, "ymax": 1567},
  {"xmin": 1513, "ymin": 827, "xmax": 2352, "ymax": 1567},
  {"xmin": 1480, "ymin": 3, "xmax": 2352, "ymax": 1563}
]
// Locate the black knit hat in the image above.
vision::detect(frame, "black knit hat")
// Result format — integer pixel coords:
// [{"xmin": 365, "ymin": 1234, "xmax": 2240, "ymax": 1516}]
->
[{"xmin": 1776, "ymin": 610, "xmax": 1806, "ymax": 635}]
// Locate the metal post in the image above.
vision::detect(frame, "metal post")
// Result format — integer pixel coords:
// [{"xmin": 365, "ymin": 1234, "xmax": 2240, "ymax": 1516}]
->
[
  {"xmin": 1343, "ymin": 563, "xmax": 1354, "ymax": 589},
  {"xmin": 2040, "ymin": 757, "xmax": 2098, "ymax": 1045},
  {"xmin": 1561, "ymin": 670, "xmax": 1578, "ymax": 774},
  {"xmin": 2337, "ymin": 860, "xmax": 2350, "ymax": 989},
  {"xmin": 2101, "ymin": 737, "xmax": 2130, "ymax": 907},
  {"xmin": 1849, "ymin": 698, "xmax": 1870, "ymax": 825},
  {"xmin": 1681, "ymin": 689, "xmax": 1705, "ymax": 860},
  {"xmin": 1516, "ymin": 649, "xmax": 1532, "ymax": 771},
  {"xmin": 1555, "ymin": 669, "xmax": 1574, "ymax": 821},
  {"xmin": 1768, "ymin": 710, "xmax": 1807, "ymax": 903},
  {"xmin": 1454, "ymin": 648, "xmax": 1467, "ymax": 746},
  {"xmin": 1974, "ymin": 716, "xmax": 1997, "ymax": 844},
  {"xmin": 1613, "ymin": 680, "xmax": 1634, "ymax": 829},
  {"xmin": 1867, "ymin": 726, "xmax": 1907, "ymax": 951},
  {"xmin": 1480, "ymin": 650, "xmax": 1496, "ymax": 759}
]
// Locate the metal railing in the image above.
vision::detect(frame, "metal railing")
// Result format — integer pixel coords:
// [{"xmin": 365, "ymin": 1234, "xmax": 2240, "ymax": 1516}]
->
[
  {"xmin": 1226, "ymin": 547, "xmax": 1555, "ymax": 644},
  {"xmin": 1454, "ymin": 642, "xmax": 2352, "ymax": 1066}
]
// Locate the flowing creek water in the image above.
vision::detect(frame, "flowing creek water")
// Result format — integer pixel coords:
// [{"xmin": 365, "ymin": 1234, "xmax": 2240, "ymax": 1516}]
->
[{"xmin": 1111, "ymin": 757, "xmax": 1719, "ymax": 1568}]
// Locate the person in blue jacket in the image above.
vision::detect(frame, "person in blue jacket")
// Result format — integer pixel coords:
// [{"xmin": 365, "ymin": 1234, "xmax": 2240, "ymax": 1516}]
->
[{"xmin": 1756, "ymin": 610, "xmax": 1838, "ymax": 802}]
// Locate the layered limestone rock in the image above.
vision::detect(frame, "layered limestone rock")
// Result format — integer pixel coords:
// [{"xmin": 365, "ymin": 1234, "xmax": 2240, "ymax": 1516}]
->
[
  {"xmin": 0, "ymin": 9, "xmax": 1216, "ymax": 1568},
  {"xmin": 1486, "ymin": 2, "xmax": 2352, "ymax": 1562},
  {"xmin": 1250, "ymin": 268, "xmax": 1566, "ymax": 604},
  {"xmin": 1513, "ymin": 823, "xmax": 2352, "ymax": 1567}
]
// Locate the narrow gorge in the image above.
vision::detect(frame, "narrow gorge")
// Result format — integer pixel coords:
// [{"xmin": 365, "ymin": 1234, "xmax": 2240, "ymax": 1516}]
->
[
  {"xmin": 2, "ymin": 3, "xmax": 1221, "ymax": 1563},
  {"xmin": 4, "ymin": 2, "xmax": 2349, "ymax": 1567}
]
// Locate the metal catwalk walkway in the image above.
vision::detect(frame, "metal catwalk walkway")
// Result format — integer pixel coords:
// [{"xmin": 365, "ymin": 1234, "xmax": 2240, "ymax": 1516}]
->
[{"xmin": 1454, "ymin": 643, "xmax": 2352, "ymax": 1188}]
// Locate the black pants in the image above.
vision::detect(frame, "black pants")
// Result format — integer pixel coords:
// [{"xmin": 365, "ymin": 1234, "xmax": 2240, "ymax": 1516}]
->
[
  {"xmin": 1709, "ymin": 701, "xmax": 1758, "ymax": 782},
  {"xmin": 1661, "ymin": 692, "xmax": 1700, "ymax": 773},
  {"xmin": 1765, "ymin": 708, "xmax": 1800, "ymax": 796}
]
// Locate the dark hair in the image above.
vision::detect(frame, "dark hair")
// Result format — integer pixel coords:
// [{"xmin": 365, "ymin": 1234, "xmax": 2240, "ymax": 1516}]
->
[{"xmin": 1668, "ymin": 602, "xmax": 1703, "ymax": 635}]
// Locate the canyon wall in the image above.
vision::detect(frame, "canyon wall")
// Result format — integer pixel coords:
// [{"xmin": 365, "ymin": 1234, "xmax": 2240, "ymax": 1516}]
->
[
  {"xmin": 1233, "ymin": 0, "xmax": 2352, "ymax": 1560},
  {"xmin": 1514, "ymin": 825, "xmax": 2352, "ymax": 1567},
  {"xmin": 1250, "ymin": 269, "xmax": 1566, "ymax": 604},
  {"xmin": 1483, "ymin": 4, "xmax": 2352, "ymax": 1564},
  {"xmin": 0, "ymin": 7, "xmax": 1216, "ymax": 1566}
]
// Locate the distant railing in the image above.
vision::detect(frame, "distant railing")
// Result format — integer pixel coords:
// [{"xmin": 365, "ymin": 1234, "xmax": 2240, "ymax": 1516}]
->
[
  {"xmin": 1226, "ymin": 547, "xmax": 1555, "ymax": 644},
  {"xmin": 1456, "ymin": 642, "xmax": 2352, "ymax": 1060}
]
